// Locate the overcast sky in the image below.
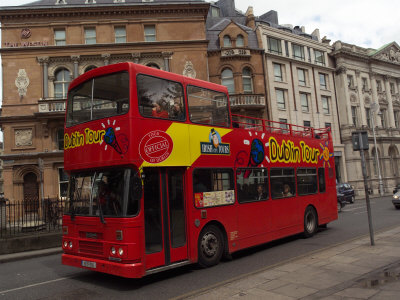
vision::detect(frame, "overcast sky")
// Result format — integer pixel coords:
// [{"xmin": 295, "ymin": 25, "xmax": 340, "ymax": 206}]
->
[{"xmin": 1, "ymin": 0, "xmax": 399, "ymax": 132}]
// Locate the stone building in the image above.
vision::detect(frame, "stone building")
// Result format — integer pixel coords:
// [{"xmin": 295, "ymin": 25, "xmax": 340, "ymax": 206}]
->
[
  {"xmin": 331, "ymin": 41, "xmax": 400, "ymax": 195},
  {"xmin": 255, "ymin": 11, "xmax": 346, "ymax": 182},
  {"xmin": 0, "ymin": 0, "xmax": 210, "ymax": 203},
  {"xmin": 206, "ymin": 0, "xmax": 267, "ymax": 120}
]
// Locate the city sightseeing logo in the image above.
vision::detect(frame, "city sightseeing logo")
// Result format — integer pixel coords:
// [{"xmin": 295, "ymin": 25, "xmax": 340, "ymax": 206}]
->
[
  {"xmin": 64, "ymin": 119, "xmax": 129, "ymax": 155},
  {"xmin": 139, "ymin": 130, "xmax": 173, "ymax": 164}
]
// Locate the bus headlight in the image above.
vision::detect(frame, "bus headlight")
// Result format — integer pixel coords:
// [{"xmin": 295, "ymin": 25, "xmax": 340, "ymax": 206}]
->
[
  {"xmin": 63, "ymin": 241, "xmax": 68, "ymax": 248},
  {"xmin": 69, "ymin": 241, "xmax": 73, "ymax": 249},
  {"xmin": 110, "ymin": 247, "xmax": 116, "ymax": 255},
  {"xmin": 118, "ymin": 248, "xmax": 124, "ymax": 256}
]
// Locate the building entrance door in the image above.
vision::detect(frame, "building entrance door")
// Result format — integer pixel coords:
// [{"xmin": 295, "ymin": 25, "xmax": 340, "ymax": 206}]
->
[{"xmin": 23, "ymin": 172, "xmax": 39, "ymax": 213}]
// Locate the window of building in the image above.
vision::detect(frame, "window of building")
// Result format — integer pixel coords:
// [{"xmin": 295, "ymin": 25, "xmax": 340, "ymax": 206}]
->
[
  {"xmin": 347, "ymin": 75, "xmax": 354, "ymax": 88},
  {"xmin": 146, "ymin": 63, "xmax": 160, "ymax": 69},
  {"xmin": 56, "ymin": 128, "xmax": 64, "ymax": 150},
  {"xmin": 221, "ymin": 68, "xmax": 235, "ymax": 94},
  {"xmin": 211, "ymin": 6, "xmax": 220, "ymax": 17},
  {"xmin": 300, "ymin": 93, "xmax": 309, "ymax": 112},
  {"xmin": 297, "ymin": 168, "xmax": 317, "ymax": 195},
  {"xmin": 276, "ymin": 89, "xmax": 286, "ymax": 109},
  {"xmin": 144, "ymin": 25, "xmax": 156, "ymax": 41},
  {"xmin": 236, "ymin": 168, "xmax": 268, "ymax": 203},
  {"xmin": 273, "ymin": 63, "xmax": 283, "ymax": 81},
  {"xmin": 319, "ymin": 73, "xmax": 327, "ymax": 89},
  {"xmin": 279, "ymin": 118, "xmax": 288, "ymax": 133},
  {"xmin": 267, "ymin": 37, "xmax": 282, "ymax": 55},
  {"xmin": 376, "ymin": 80, "xmax": 382, "ymax": 92},
  {"xmin": 325, "ymin": 122, "xmax": 331, "ymax": 129},
  {"xmin": 292, "ymin": 44, "xmax": 305, "ymax": 60},
  {"xmin": 59, "ymin": 168, "xmax": 69, "ymax": 198},
  {"xmin": 270, "ymin": 168, "xmax": 295, "ymax": 199},
  {"xmin": 351, "ymin": 106, "xmax": 358, "ymax": 126},
  {"xmin": 84, "ymin": 65, "xmax": 97, "ymax": 72},
  {"xmin": 314, "ymin": 50, "xmax": 325, "ymax": 65},
  {"xmin": 114, "ymin": 26, "xmax": 126, "ymax": 43},
  {"xmin": 307, "ymin": 47, "xmax": 311, "ymax": 62},
  {"xmin": 366, "ymin": 107, "xmax": 371, "ymax": 127},
  {"xmin": 322, "ymin": 96, "xmax": 330, "ymax": 114},
  {"xmin": 236, "ymin": 34, "xmax": 244, "ymax": 47},
  {"xmin": 84, "ymin": 27, "xmax": 96, "ymax": 44},
  {"xmin": 395, "ymin": 111, "xmax": 400, "ymax": 128},
  {"xmin": 137, "ymin": 74, "xmax": 184, "ymax": 120},
  {"xmin": 242, "ymin": 67, "xmax": 253, "ymax": 93},
  {"xmin": 304, "ymin": 120, "xmax": 311, "ymax": 127},
  {"xmin": 54, "ymin": 68, "xmax": 70, "ymax": 99},
  {"xmin": 223, "ymin": 35, "xmax": 232, "ymax": 47},
  {"xmin": 193, "ymin": 169, "xmax": 234, "ymax": 208},
  {"xmin": 54, "ymin": 29, "xmax": 66, "ymax": 46},
  {"xmin": 362, "ymin": 77, "xmax": 368, "ymax": 91},
  {"xmin": 187, "ymin": 85, "xmax": 230, "ymax": 127},
  {"xmin": 318, "ymin": 168, "xmax": 326, "ymax": 193},
  {"xmin": 380, "ymin": 109, "xmax": 386, "ymax": 128},
  {"xmin": 390, "ymin": 82, "xmax": 395, "ymax": 94},
  {"xmin": 298, "ymin": 68, "xmax": 306, "ymax": 86},
  {"xmin": 284, "ymin": 41, "xmax": 289, "ymax": 57}
]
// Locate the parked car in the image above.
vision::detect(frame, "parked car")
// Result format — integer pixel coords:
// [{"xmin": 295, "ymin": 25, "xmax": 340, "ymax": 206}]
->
[
  {"xmin": 336, "ymin": 183, "xmax": 355, "ymax": 203},
  {"xmin": 337, "ymin": 192, "xmax": 346, "ymax": 212},
  {"xmin": 393, "ymin": 184, "xmax": 400, "ymax": 194},
  {"xmin": 392, "ymin": 191, "xmax": 400, "ymax": 209}
]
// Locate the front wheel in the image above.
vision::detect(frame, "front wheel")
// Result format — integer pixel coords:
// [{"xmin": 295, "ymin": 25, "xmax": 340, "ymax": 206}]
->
[
  {"xmin": 350, "ymin": 195, "xmax": 355, "ymax": 203},
  {"xmin": 198, "ymin": 225, "xmax": 223, "ymax": 267},
  {"xmin": 303, "ymin": 206, "xmax": 318, "ymax": 238}
]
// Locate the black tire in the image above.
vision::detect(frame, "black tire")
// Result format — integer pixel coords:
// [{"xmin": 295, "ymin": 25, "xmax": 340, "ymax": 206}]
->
[
  {"xmin": 350, "ymin": 195, "xmax": 355, "ymax": 204},
  {"xmin": 303, "ymin": 206, "xmax": 318, "ymax": 238},
  {"xmin": 198, "ymin": 225, "xmax": 223, "ymax": 267},
  {"xmin": 395, "ymin": 205, "xmax": 400, "ymax": 210}
]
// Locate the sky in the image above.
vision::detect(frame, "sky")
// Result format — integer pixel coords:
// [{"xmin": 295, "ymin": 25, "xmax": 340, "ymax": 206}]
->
[{"xmin": 0, "ymin": 0, "xmax": 399, "ymax": 133}]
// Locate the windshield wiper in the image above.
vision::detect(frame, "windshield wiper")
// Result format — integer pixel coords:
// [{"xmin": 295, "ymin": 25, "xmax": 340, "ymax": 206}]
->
[{"xmin": 98, "ymin": 201, "xmax": 106, "ymax": 224}]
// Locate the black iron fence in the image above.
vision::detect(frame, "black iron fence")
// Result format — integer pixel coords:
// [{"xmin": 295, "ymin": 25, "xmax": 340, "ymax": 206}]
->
[{"xmin": 0, "ymin": 197, "xmax": 65, "ymax": 239}]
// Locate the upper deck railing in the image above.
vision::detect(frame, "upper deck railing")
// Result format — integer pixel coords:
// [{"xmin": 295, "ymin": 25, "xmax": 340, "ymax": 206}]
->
[{"xmin": 232, "ymin": 114, "xmax": 331, "ymax": 140}]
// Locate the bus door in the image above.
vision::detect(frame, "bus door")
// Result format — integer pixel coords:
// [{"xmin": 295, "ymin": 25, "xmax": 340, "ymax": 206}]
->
[{"xmin": 143, "ymin": 168, "xmax": 187, "ymax": 270}]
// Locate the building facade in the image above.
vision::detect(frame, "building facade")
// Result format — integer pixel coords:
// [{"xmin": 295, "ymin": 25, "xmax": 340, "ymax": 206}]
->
[
  {"xmin": 0, "ymin": 0, "xmax": 210, "ymax": 203},
  {"xmin": 331, "ymin": 41, "xmax": 400, "ymax": 195},
  {"xmin": 255, "ymin": 12, "xmax": 346, "ymax": 183}
]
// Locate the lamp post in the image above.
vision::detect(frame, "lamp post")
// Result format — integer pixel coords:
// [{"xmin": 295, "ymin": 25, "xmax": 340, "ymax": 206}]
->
[{"xmin": 370, "ymin": 102, "xmax": 384, "ymax": 196}]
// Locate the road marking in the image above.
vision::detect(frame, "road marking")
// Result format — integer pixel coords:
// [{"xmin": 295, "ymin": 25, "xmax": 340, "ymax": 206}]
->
[{"xmin": 0, "ymin": 276, "xmax": 73, "ymax": 295}]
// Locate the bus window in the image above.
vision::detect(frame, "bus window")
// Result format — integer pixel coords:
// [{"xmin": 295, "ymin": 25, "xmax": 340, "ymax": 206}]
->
[
  {"xmin": 66, "ymin": 72, "xmax": 129, "ymax": 127},
  {"xmin": 270, "ymin": 168, "xmax": 295, "ymax": 199},
  {"xmin": 193, "ymin": 169, "xmax": 234, "ymax": 208},
  {"xmin": 187, "ymin": 85, "xmax": 229, "ymax": 127},
  {"xmin": 236, "ymin": 168, "xmax": 268, "ymax": 203},
  {"xmin": 297, "ymin": 168, "xmax": 318, "ymax": 196},
  {"xmin": 318, "ymin": 168, "xmax": 326, "ymax": 193},
  {"xmin": 137, "ymin": 74, "xmax": 185, "ymax": 121}
]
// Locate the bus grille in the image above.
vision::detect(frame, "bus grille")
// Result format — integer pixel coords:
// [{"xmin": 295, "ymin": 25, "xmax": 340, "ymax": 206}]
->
[{"xmin": 79, "ymin": 240, "xmax": 103, "ymax": 256}]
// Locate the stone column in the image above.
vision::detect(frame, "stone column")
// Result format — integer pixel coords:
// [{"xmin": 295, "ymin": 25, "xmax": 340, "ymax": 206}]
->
[
  {"xmin": 370, "ymin": 73, "xmax": 382, "ymax": 126},
  {"xmin": 336, "ymin": 66, "xmax": 353, "ymax": 125},
  {"xmin": 384, "ymin": 75, "xmax": 395, "ymax": 128},
  {"xmin": 101, "ymin": 53, "xmax": 110, "ymax": 66},
  {"xmin": 37, "ymin": 56, "xmax": 49, "ymax": 99},
  {"xmin": 132, "ymin": 52, "xmax": 140, "ymax": 64},
  {"xmin": 355, "ymin": 69, "xmax": 366, "ymax": 125},
  {"xmin": 71, "ymin": 55, "xmax": 80, "ymax": 79},
  {"xmin": 162, "ymin": 52, "xmax": 173, "ymax": 72}
]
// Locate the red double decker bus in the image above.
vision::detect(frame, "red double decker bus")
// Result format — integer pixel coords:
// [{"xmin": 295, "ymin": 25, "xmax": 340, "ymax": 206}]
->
[{"xmin": 62, "ymin": 62, "xmax": 337, "ymax": 278}]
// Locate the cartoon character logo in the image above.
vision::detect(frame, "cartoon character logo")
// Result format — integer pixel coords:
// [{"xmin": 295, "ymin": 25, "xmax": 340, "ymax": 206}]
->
[
  {"xmin": 201, "ymin": 128, "xmax": 230, "ymax": 155},
  {"xmin": 210, "ymin": 128, "xmax": 220, "ymax": 148}
]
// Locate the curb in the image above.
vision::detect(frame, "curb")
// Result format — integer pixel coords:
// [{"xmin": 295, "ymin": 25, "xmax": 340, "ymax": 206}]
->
[{"xmin": 0, "ymin": 247, "xmax": 62, "ymax": 264}]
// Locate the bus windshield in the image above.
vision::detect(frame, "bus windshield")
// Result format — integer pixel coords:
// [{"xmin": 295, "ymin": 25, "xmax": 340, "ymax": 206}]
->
[
  {"xmin": 65, "ymin": 168, "xmax": 140, "ymax": 217},
  {"xmin": 66, "ymin": 71, "xmax": 129, "ymax": 127}
]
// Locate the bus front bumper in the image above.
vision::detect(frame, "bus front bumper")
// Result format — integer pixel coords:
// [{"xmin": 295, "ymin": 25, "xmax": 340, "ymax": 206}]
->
[{"xmin": 62, "ymin": 253, "xmax": 144, "ymax": 278}]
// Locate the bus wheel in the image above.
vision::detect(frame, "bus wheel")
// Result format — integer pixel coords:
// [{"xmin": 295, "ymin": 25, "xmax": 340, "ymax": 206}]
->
[
  {"xmin": 198, "ymin": 225, "xmax": 223, "ymax": 267},
  {"xmin": 303, "ymin": 206, "xmax": 317, "ymax": 238}
]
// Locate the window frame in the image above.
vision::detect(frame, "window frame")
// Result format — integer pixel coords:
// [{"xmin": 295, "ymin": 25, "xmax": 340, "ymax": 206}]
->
[
  {"xmin": 314, "ymin": 49, "xmax": 325, "ymax": 65},
  {"xmin": 298, "ymin": 68, "xmax": 306, "ymax": 86},
  {"xmin": 54, "ymin": 68, "xmax": 71, "ymax": 99},
  {"xmin": 223, "ymin": 35, "xmax": 232, "ymax": 47},
  {"xmin": 292, "ymin": 43, "xmax": 305, "ymax": 60},
  {"xmin": 273, "ymin": 63, "xmax": 283, "ymax": 81},
  {"xmin": 84, "ymin": 27, "xmax": 96, "ymax": 44},
  {"xmin": 236, "ymin": 34, "xmax": 244, "ymax": 47},
  {"xmin": 144, "ymin": 25, "xmax": 156, "ymax": 42},
  {"xmin": 297, "ymin": 168, "xmax": 318, "ymax": 196},
  {"xmin": 351, "ymin": 106, "xmax": 358, "ymax": 126},
  {"xmin": 236, "ymin": 168, "xmax": 269, "ymax": 204},
  {"xmin": 114, "ymin": 26, "xmax": 126, "ymax": 43},
  {"xmin": 276, "ymin": 89, "xmax": 286, "ymax": 110},
  {"xmin": 321, "ymin": 96, "xmax": 330, "ymax": 114},
  {"xmin": 319, "ymin": 73, "xmax": 327, "ymax": 89},
  {"xmin": 54, "ymin": 28, "xmax": 66, "ymax": 46},
  {"xmin": 267, "ymin": 36, "xmax": 282, "ymax": 55},
  {"xmin": 300, "ymin": 93, "xmax": 309, "ymax": 112},
  {"xmin": 221, "ymin": 68, "xmax": 235, "ymax": 94},
  {"xmin": 242, "ymin": 67, "xmax": 253, "ymax": 93},
  {"xmin": 270, "ymin": 168, "xmax": 295, "ymax": 199}
]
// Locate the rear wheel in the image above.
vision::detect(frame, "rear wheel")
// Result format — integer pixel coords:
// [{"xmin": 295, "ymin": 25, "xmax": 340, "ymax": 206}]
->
[
  {"xmin": 198, "ymin": 225, "xmax": 223, "ymax": 267},
  {"xmin": 395, "ymin": 205, "xmax": 400, "ymax": 210},
  {"xmin": 350, "ymin": 195, "xmax": 355, "ymax": 203},
  {"xmin": 303, "ymin": 206, "xmax": 318, "ymax": 238}
]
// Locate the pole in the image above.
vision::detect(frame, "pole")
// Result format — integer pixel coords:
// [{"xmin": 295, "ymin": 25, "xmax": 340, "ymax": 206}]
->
[
  {"xmin": 359, "ymin": 132, "xmax": 375, "ymax": 246},
  {"xmin": 371, "ymin": 104, "xmax": 384, "ymax": 196}
]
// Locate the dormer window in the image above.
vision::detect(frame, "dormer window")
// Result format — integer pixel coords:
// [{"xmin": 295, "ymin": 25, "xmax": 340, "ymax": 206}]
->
[
  {"xmin": 223, "ymin": 35, "xmax": 232, "ymax": 47},
  {"xmin": 85, "ymin": 0, "xmax": 96, "ymax": 3},
  {"xmin": 236, "ymin": 35, "xmax": 244, "ymax": 47},
  {"xmin": 55, "ymin": 0, "xmax": 67, "ymax": 4},
  {"xmin": 211, "ymin": 6, "xmax": 220, "ymax": 17},
  {"xmin": 114, "ymin": 0, "xmax": 125, "ymax": 2}
]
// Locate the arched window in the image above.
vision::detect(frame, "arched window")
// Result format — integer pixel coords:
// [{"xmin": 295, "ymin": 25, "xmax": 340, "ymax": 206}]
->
[
  {"xmin": 242, "ymin": 67, "xmax": 253, "ymax": 93},
  {"xmin": 389, "ymin": 146, "xmax": 399, "ymax": 176},
  {"xmin": 236, "ymin": 34, "xmax": 244, "ymax": 47},
  {"xmin": 84, "ymin": 65, "xmax": 97, "ymax": 73},
  {"xmin": 223, "ymin": 35, "xmax": 232, "ymax": 47},
  {"xmin": 221, "ymin": 68, "xmax": 235, "ymax": 94},
  {"xmin": 54, "ymin": 68, "xmax": 70, "ymax": 99},
  {"xmin": 146, "ymin": 63, "xmax": 160, "ymax": 69}
]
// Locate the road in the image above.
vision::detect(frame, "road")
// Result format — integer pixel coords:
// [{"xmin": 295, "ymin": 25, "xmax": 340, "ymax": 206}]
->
[{"xmin": 0, "ymin": 196, "xmax": 399, "ymax": 300}]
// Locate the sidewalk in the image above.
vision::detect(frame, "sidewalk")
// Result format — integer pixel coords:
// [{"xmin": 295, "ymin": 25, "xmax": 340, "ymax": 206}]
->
[{"xmin": 182, "ymin": 226, "xmax": 400, "ymax": 300}]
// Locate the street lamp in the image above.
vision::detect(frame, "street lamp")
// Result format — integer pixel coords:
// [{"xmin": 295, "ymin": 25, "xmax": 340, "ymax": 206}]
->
[{"xmin": 370, "ymin": 102, "xmax": 384, "ymax": 196}]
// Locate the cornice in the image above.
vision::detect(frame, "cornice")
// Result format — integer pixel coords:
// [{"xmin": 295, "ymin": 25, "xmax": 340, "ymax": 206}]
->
[{"xmin": 0, "ymin": 3, "xmax": 210, "ymax": 21}]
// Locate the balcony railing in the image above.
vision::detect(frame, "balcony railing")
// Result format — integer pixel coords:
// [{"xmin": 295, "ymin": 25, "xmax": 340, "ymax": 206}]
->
[
  {"xmin": 229, "ymin": 94, "xmax": 265, "ymax": 109},
  {"xmin": 38, "ymin": 98, "xmax": 66, "ymax": 113}
]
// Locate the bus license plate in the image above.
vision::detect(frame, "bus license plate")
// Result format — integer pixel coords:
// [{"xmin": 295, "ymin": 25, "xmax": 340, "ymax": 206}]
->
[{"xmin": 81, "ymin": 260, "xmax": 96, "ymax": 268}]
